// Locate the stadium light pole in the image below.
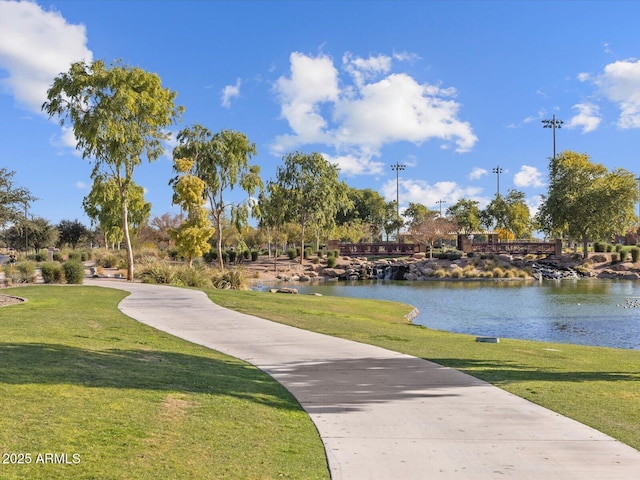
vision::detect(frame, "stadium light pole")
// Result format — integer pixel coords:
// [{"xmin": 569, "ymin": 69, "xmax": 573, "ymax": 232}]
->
[
  {"xmin": 542, "ymin": 114, "xmax": 564, "ymax": 160},
  {"xmin": 436, "ymin": 199, "xmax": 447, "ymax": 217},
  {"xmin": 492, "ymin": 165, "xmax": 503, "ymax": 197},
  {"xmin": 391, "ymin": 162, "xmax": 406, "ymax": 240}
]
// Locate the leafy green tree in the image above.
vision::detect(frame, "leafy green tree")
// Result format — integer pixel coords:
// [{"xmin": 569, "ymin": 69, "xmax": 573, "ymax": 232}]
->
[
  {"xmin": 536, "ymin": 150, "xmax": 638, "ymax": 257},
  {"xmin": 83, "ymin": 176, "xmax": 150, "ymax": 250},
  {"xmin": 481, "ymin": 190, "xmax": 532, "ymax": 239},
  {"xmin": 43, "ymin": 59, "xmax": 183, "ymax": 280},
  {"xmin": 27, "ymin": 217, "xmax": 58, "ymax": 253},
  {"xmin": 171, "ymin": 125, "xmax": 262, "ymax": 269},
  {"xmin": 272, "ymin": 151, "xmax": 350, "ymax": 263},
  {"xmin": 57, "ymin": 219, "xmax": 89, "ymax": 249},
  {"xmin": 403, "ymin": 202, "xmax": 431, "ymax": 228},
  {"xmin": 258, "ymin": 186, "xmax": 287, "ymax": 264},
  {"xmin": 447, "ymin": 198, "xmax": 482, "ymax": 234},
  {"xmin": 383, "ymin": 201, "xmax": 403, "ymax": 241},
  {"xmin": 336, "ymin": 187, "xmax": 386, "ymax": 241},
  {"xmin": 169, "ymin": 158, "xmax": 214, "ymax": 266},
  {"xmin": 0, "ymin": 168, "xmax": 35, "ymax": 227}
]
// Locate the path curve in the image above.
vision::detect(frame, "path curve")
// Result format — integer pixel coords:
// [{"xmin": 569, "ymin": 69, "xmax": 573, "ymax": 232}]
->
[{"xmin": 86, "ymin": 279, "xmax": 640, "ymax": 479}]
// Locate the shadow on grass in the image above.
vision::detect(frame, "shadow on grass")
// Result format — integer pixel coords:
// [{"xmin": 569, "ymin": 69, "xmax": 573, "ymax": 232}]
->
[
  {"xmin": 432, "ymin": 357, "xmax": 640, "ymax": 384},
  {"xmin": 0, "ymin": 342, "xmax": 300, "ymax": 410}
]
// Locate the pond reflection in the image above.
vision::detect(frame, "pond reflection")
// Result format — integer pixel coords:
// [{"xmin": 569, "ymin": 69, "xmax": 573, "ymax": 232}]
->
[{"xmin": 273, "ymin": 279, "xmax": 640, "ymax": 350}]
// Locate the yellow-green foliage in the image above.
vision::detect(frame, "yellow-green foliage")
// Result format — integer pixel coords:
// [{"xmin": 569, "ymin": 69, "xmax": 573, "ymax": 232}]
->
[{"xmin": 492, "ymin": 267, "xmax": 505, "ymax": 278}]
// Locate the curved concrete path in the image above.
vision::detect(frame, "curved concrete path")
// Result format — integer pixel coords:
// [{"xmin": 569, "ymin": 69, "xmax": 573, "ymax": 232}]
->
[{"xmin": 87, "ymin": 279, "xmax": 640, "ymax": 479}]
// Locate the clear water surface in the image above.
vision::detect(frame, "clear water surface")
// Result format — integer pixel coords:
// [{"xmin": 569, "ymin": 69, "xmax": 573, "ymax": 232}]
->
[{"xmin": 260, "ymin": 280, "xmax": 640, "ymax": 350}]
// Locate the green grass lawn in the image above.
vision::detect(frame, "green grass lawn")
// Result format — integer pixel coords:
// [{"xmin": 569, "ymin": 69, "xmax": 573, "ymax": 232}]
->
[
  {"xmin": 205, "ymin": 288, "xmax": 640, "ymax": 451},
  {"xmin": 0, "ymin": 286, "xmax": 329, "ymax": 480}
]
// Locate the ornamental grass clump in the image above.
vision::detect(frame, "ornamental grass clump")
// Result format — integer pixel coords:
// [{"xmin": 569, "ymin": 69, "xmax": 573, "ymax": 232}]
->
[
  {"xmin": 15, "ymin": 261, "xmax": 37, "ymax": 283},
  {"xmin": 212, "ymin": 270, "xmax": 246, "ymax": 290}
]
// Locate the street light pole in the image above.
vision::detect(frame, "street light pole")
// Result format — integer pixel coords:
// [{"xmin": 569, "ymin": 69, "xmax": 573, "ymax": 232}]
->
[
  {"xmin": 542, "ymin": 114, "xmax": 564, "ymax": 160},
  {"xmin": 391, "ymin": 162, "xmax": 406, "ymax": 240},
  {"xmin": 492, "ymin": 166, "xmax": 503, "ymax": 197}
]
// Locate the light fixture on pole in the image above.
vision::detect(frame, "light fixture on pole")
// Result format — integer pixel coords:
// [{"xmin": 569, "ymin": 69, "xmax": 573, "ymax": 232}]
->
[
  {"xmin": 542, "ymin": 114, "xmax": 564, "ymax": 160},
  {"xmin": 391, "ymin": 162, "xmax": 406, "ymax": 239},
  {"xmin": 436, "ymin": 199, "xmax": 447, "ymax": 217},
  {"xmin": 492, "ymin": 165, "xmax": 503, "ymax": 197}
]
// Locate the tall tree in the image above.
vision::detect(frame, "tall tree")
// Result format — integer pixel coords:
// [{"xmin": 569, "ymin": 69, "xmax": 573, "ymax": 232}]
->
[
  {"xmin": 447, "ymin": 198, "xmax": 481, "ymax": 234},
  {"xmin": 383, "ymin": 201, "xmax": 403, "ymax": 241},
  {"xmin": 403, "ymin": 202, "xmax": 431, "ymax": 228},
  {"xmin": 0, "ymin": 168, "xmax": 35, "ymax": 226},
  {"xmin": 481, "ymin": 189, "xmax": 532, "ymax": 239},
  {"xmin": 536, "ymin": 150, "xmax": 638, "ymax": 257},
  {"xmin": 169, "ymin": 158, "xmax": 214, "ymax": 266},
  {"xmin": 43, "ymin": 60, "xmax": 183, "ymax": 280},
  {"xmin": 83, "ymin": 176, "xmax": 150, "ymax": 249},
  {"xmin": 171, "ymin": 125, "xmax": 262, "ymax": 269},
  {"xmin": 57, "ymin": 219, "xmax": 89, "ymax": 249},
  {"xmin": 336, "ymin": 187, "xmax": 386, "ymax": 241},
  {"xmin": 272, "ymin": 151, "xmax": 350, "ymax": 263}
]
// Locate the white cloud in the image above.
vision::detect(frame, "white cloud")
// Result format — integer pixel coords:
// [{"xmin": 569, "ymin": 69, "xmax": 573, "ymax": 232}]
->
[
  {"xmin": 322, "ymin": 151, "xmax": 385, "ymax": 176},
  {"xmin": 273, "ymin": 52, "xmax": 339, "ymax": 149},
  {"xmin": 566, "ymin": 103, "xmax": 601, "ymax": 133},
  {"xmin": 221, "ymin": 78, "xmax": 241, "ymax": 108},
  {"xmin": 75, "ymin": 181, "xmax": 87, "ymax": 189},
  {"xmin": 271, "ymin": 51, "xmax": 477, "ymax": 167},
  {"xmin": 595, "ymin": 58, "xmax": 640, "ymax": 128},
  {"xmin": 0, "ymin": 1, "xmax": 92, "ymax": 113},
  {"xmin": 513, "ymin": 165, "xmax": 545, "ymax": 188},
  {"xmin": 343, "ymin": 52, "xmax": 392, "ymax": 88},
  {"xmin": 382, "ymin": 177, "xmax": 483, "ymax": 211},
  {"xmin": 469, "ymin": 167, "xmax": 488, "ymax": 180},
  {"xmin": 577, "ymin": 72, "xmax": 591, "ymax": 82}
]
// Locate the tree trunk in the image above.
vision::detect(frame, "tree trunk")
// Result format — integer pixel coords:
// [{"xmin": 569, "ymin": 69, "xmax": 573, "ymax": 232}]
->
[
  {"xmin": 121, "ymin": 200, "xmax": 134, "ymax": 281},
  {"xmin": 582, "ymin": 237, "xmax": 589, "ymax": 259},
  {"xmin": 216, "ymin": 214, "xmax": 224, "ymax": 270},
  {"xmin": 299, "ymin": 225, "xmax": 305, "ymax": 265}
]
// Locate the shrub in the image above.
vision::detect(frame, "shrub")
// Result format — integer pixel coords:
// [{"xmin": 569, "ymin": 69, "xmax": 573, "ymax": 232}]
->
[
  {"xmin": 32, "ymin": 252, "xmax": 47, "ymax": 262},
  {"xmin": 137, "ymin": 261, "xmax": 176, "ymax": 284},
  {"xmin": 492, "ymin": 267, "xmax": 505, "ymax": 278},
  {"xmin": 251, "ymin": 250, "xmax": 259, "ymax": 261},
  {"xmin": 175, "ymin": 265, "xmax": 212, "ymax": 288},
  {"xmin": 68, "ymin": 251, "xmax": 81, "ymax": 261},
  {"xmin": 610, "ymin": 252, "xmax": 619, "ymax": 263},
  {"xmin": 14, "ymin": 261, "xmax": 36, "ymax": 283},
  {"xmin": 326, "ymin": 256, "xmax": 337, "ymax": 268},
  {"xmin": 63, "ymin": 260, "xmax": 84, "ymax": 284},
  {"xmin": 450, "ymin": 268, "xmax": 463, "ymax": 278},
  {"xmin": 203, "ymin": 250, "xmax": 217, "ymax": 263},
  {"xmin": 304, "ymin": 248, "xmax": 311, "ymax": 259},
  {"xmin": 606, "ymin": 244, "xmax": 614, "ymax": 252},
  {"xmin": 312, "ymin": 256, "xmax": 320, "ymax": 264},
  {"xmin": 619, "ymin": 249, "xmax": 629, "ymax": 262},
  {"xmin": 212, "ymin": 270, "xmax": 246, "ymax": 290},
  {"xmin": 615, "ymin": 244, "xmax": 623, "ymax": 252},
  {"xmin": 53, "ymin": 252, "xmax": 63, "ymax": 262},
  {"xmin": 287, "ymin": 248, "xmax": 297, "ymax": 260},
  {"xmin": 593, "ymin": 242, "xmax": 605, "ymax": 253},
  {"xmin": 228, "ymin": 250, "xmax": 237, "ymax": 264},
  {"xmin": 631, "ymin": 247, "xmax": 640, "ymax": 263},
  {"xmin": 40, "ymin": 262, "xmax": 64, "ymax": 283}
]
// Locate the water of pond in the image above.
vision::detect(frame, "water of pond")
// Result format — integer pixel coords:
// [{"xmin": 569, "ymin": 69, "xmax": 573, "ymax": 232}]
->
[{"xmin": 259, "ymin": 280, "xmax": 640, "ymax": 350}]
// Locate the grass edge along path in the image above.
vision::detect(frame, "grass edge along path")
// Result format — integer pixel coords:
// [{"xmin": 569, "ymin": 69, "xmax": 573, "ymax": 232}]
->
[
  {"xmin": 205, "ymin": 288, "xmax": 640, "ymax": 452},
  {"xmin": 0, "ymin": 286, "xmax": 329, "ymax": 480}
]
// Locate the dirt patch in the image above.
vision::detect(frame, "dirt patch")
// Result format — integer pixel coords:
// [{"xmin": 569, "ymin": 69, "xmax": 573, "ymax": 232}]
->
[{"xmin": 0, "ymin": 294, "xmax": 25, "ymax": 307}]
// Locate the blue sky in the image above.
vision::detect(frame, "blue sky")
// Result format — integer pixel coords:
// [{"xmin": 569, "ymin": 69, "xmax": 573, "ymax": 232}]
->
[{"xmin": 2, "ymin": 0, "xmax": 640, "ymax": 227}]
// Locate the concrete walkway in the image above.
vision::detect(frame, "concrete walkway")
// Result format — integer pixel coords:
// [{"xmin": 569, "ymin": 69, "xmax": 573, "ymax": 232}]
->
[{"xmin": 86, "ymin": 279, "xmax": 640, "ymax": 479}]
